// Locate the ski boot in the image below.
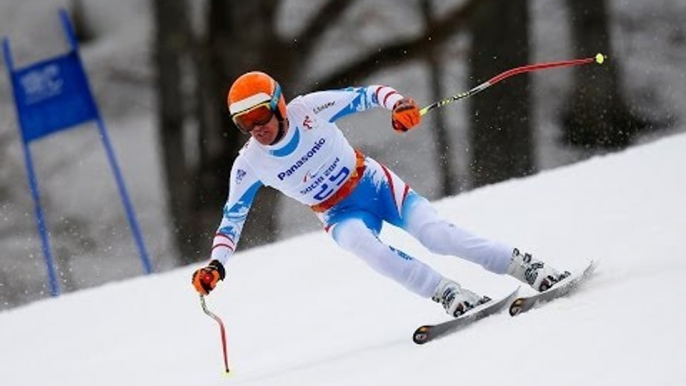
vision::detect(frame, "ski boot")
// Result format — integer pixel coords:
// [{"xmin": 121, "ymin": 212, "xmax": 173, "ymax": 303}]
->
[
  {"xmin": 507, "ymin": 248, "xmax": 571, "ymax": 292},
  {"xmin": 432, "ymin": 278, "xmax": 491, "ymax": 317}
]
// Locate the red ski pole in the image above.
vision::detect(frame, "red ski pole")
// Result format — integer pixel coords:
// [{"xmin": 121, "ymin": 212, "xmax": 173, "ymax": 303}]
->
[
  {"xmin": 419, "ymin": 53, "xmax": 607, "ymax": 116},
  {"xmin": 200, "ymin": 295, "xmax": 231, "ymax": 374}
]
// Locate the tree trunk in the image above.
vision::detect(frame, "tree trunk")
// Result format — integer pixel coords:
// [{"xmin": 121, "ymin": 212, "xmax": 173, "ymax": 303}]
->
[
  {"xmin": 420, "ymin": 0, "xmax": 459, "ymax": 196},
  {"xmin": 562, "ymin": 0, "xmax": 651, "ymax": 149},
  {"xmin": 469, "ymin": 0, "xmax": 534, "ymax": 187},
  {"xmin": 152, "ymin": 0, "xmax": 201, "ymax": 264}
]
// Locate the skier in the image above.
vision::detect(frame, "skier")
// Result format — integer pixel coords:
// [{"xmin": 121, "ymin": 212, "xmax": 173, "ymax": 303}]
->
[{"xmin": 191, "ymin": 71, "xmax": 570, "ymax": 317}]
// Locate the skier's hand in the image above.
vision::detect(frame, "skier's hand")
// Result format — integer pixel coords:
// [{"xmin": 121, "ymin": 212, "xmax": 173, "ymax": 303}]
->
[
  {"xmin": 192, "ymin": 260, "xmax": 226, "ymax": 295},
  {"xmin": 392, "ymin": 98, "xmax": 421, "ymax": 133}
]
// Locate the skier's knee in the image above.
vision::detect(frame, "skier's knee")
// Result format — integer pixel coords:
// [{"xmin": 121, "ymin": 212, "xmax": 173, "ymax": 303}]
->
[
  {"xmin": 336, "ymin": 225, "xmax": 380, "ymax": 256},
  {"xmin": 416, "ymin": 220, "xmax": 455, "ymax": 255}
]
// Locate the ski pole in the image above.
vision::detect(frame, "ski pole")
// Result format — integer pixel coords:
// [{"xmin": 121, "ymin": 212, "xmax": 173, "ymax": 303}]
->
[
  {"xmin": 200, "ymin": 295, "xmax": 231, "ymax": 374},
  {"xmin": 419, "ymin": 53, "xmax": 607, "ymax": 116}
]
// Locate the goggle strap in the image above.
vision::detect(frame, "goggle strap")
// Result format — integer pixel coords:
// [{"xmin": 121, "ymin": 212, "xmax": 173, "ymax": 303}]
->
[{"xmin": 271, "ymin": 83, "xmax": 281, "ymax": 111}]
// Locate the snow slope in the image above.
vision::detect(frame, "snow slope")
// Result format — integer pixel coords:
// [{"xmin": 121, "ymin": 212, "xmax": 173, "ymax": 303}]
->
[
  {"xmin": 0, "ymin": 133, "xmax": 685, "ymax": 385},
  {"xmin": 2, "ymin": 0, "xmax": 686, "ymax": 309}
]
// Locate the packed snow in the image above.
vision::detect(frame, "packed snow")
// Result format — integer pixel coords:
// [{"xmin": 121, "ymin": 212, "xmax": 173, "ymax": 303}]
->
[
  {"xmin": 2, "ymin": 0, "xmax": 686, "ymax": 311},
  {"xmin": 1, "ymin": 132, "xmax": 684, "ymax": 385}
]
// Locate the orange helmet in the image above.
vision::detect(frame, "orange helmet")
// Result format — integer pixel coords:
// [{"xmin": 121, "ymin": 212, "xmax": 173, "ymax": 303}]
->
[{"xmin": 227, "ymin": 71, "xmax": 287, "ymax": 130}]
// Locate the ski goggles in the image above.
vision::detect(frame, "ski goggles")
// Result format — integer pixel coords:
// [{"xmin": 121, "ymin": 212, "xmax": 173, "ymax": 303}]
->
[{"xmin": 232, "ymin": 103, "xmax": 274, "ymax": 134}]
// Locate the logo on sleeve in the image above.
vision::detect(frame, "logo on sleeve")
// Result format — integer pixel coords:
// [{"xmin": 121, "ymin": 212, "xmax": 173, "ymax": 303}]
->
[
  {"xmin": 235, "ymin": 169, "xmax": 247, "ymax": 185},
  {"xmin": 314, "ymin": 101, "xmax": 335, "ymax": 114}
]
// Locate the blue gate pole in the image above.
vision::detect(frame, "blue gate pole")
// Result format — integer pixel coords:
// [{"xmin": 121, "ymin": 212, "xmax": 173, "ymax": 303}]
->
[
  {"xmin": 21, "ymin": 141, "xmax": 62, "ymax": 296},
  {"xmin": 2, "ymin": 38, "xmax": 61, "ymax": 296},
  {"xmin": 94, "ymin": 117, "xmax": 153, "ymax": 274},
  {"xmin": 59, "ymin": 9, "xmax": 153, "ymax": 274}
]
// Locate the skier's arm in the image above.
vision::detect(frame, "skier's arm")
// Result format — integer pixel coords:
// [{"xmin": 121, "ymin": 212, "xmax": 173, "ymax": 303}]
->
[
  {"xmin": 302, "ymin": 85, "xmax": 405, "ymax": 123},
  {"xmin": 211, "ymin": 158, "xmax": 263, "ymax": 266},
  {"xmin": 192, "ymin": 157, "xmax": 262, "ymax": 295},
  {"xmin": 303, "ymin": 85, "xmax": 421, "ymax": 132}
]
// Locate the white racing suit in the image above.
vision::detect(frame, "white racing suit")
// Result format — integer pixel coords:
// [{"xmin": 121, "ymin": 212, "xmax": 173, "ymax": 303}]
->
[{"xmin": 210, "ymin": 85, "xmax": 514, "ymax": 298}]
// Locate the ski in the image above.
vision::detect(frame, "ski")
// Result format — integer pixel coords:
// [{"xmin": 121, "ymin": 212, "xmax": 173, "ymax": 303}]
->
[
  {"xmin": 509, "ymin": 260, "xmax": 597, "ymax": 317},
  {"xmin": 412, "ymin": 288, "xmax": 520, "ymax": 345}
]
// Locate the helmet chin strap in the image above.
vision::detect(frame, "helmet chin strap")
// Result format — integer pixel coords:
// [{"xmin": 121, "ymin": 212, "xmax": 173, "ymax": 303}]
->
[{"xmin": 270, "ymin": 117, "xmax": 287, "ymax": 145}]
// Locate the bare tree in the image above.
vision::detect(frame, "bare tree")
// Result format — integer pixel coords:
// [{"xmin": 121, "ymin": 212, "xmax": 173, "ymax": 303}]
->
[
  {"xmin": 419, "ymin": 0, "xmax": 459, "ymax": 196},
  {"xmin": 152, "ymin": 0, "xmax": 200, "ymax": 264},
  {"xmin": 562, "ymin": 0, "xmax": 652, "ymax": 149},
  {"xmin": 468, "ymin": 0, "xmax": 534, "ymax": 187},
  {"xmin": 69, "ymin": 0, "xmax": 94, "ymax": 43},
  {"xmin": 315, "ymin": 0, "xmax": 480, "ymax": 90}
]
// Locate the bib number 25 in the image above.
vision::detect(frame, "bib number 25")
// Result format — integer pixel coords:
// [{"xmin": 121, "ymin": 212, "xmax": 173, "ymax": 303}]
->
[{"xmin": 313, "ymin": 167, "xmax": 351, "ymax": 201}]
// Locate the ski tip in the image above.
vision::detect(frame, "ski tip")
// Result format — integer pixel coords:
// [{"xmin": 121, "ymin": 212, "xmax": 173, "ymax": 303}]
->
[
  {"xmin": 584, "ymin": 259, "xmax": 599, "ymax": 275},
  {"xmin": 509, "ymin": 298, "xmax": 525, "ymax": 317},
  {"xmin": 413, "ymin": 326, "xmax": 431, "ymax": 345},
  {"xmin": 595, "ymin": 53, "xmax": 607, "ymax": 65}
]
